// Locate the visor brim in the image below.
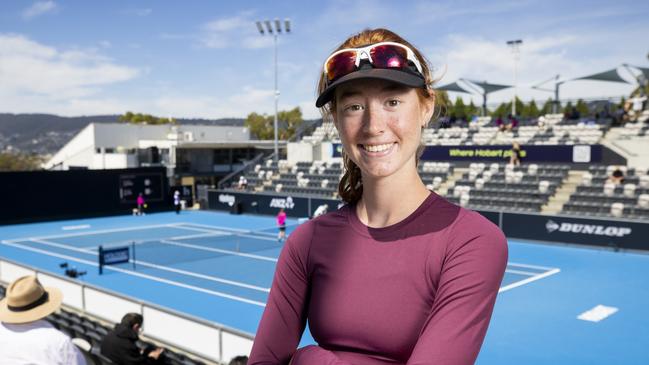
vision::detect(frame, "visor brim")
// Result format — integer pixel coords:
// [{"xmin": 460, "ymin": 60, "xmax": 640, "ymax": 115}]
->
[{"xmin": 315, "ymin": 68, "xmax": 426, "ymax": 108}]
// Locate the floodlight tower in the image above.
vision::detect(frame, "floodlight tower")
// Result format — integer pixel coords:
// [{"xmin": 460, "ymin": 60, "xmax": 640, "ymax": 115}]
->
[
  {"xmin": 255, "ymin": 18, "xmax": 291, "ymax": 162},
  {"xmin": 506, "ymin": 39, "xmax": 523, "ymax": 116}
]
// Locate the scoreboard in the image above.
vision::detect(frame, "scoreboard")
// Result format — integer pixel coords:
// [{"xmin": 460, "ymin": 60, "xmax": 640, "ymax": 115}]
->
[{"xmin": 119, "ymin": 172, "xmax": 164, "ymax": 203}]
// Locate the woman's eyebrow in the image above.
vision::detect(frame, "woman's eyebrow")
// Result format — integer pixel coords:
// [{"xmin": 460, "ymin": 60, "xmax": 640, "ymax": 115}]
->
[{"xmin": 338, "ymin": 90, "xmax": 362, "ymax": 101}]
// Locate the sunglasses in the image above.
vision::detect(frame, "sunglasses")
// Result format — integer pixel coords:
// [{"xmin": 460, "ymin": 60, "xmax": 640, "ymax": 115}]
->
[{"xmin": 323, "ymin": 41, "xmax": 424, "ymax": 83}]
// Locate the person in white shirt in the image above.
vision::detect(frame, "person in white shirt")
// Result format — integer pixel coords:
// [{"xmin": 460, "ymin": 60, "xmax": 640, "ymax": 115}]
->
[
  {"xmin": 0, "ymin": 275, "xmax": 86, "ymax": 365},
  {"xmin": 312, "ymin": 204, "xmax": 329, "ymax": 218}
]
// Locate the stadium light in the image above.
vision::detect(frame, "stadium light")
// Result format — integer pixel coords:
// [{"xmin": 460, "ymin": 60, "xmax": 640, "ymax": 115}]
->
[
  {"xmin": 506, "ymin": 39, "xmax": 523, "ymax": 116},
  {"xmin": 255, "ymin": 18, "xmax": 291, "ymax": 162}
]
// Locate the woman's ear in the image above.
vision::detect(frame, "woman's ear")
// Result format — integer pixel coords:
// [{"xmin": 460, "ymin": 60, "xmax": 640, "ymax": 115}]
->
[{"xmin": 421, "ymin": 99, "xmax": 435, "ymax": 128}]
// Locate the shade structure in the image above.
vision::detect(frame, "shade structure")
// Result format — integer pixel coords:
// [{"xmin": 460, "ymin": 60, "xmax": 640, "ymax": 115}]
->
[
  {"xmin": 437, "ymin": 81, "xmax": 471, "ymax": 94},
  {"xmin": 465, "ymin": 80, "xmax": 512, "ymax": 94},
  {"xmin": 572, "ymin": 68, "xmax": 630, "ymax": 83}
]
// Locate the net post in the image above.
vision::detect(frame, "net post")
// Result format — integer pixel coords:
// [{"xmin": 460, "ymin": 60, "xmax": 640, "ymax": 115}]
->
[
  {"xmin": 132, "ymin": 241, "xmax": 136, "ymax": 270},
  {"xmin": 98, "ymin": 245, "xmax": 104, "ymax": 275}
]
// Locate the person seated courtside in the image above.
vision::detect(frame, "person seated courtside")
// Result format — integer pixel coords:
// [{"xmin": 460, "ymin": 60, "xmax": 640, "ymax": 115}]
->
[{"xmin": 101, "ymin": 312, "xmax": 164, "ymax": 365}]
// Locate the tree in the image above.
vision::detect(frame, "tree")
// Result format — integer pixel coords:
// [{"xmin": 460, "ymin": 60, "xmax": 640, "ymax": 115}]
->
[
  {"xmin": 491, "ymin": 103, "xmax": 511, "ymax": 118},
  {"xmin": 540, "ymin": 98, "xmax": 554, "ymax": 115},
  {"xmin": 467, "ymin": 100, "xmax": 479, "ymax": 118},
  {"xmin": 0, "ymin": 152, "xmax": 44, "ymax": 171},
  {"xmin": 118, "ymin": 111, "xmax": 176, "ymax": 125},
  {"xmin": 562, "ymin": 101, "xmax": 574, "ymax": 115},
  {"xmin": 245, "ymin": 107, "xmax": 304, "ymax": 140},
  {"xmin": 453, "ymin": 97, "xmax": 466, "ymax": 120},
  {"xmin": 575, "ymin": 99, "xmax": 589, "ymax": 116},
  {"xmin": 522, "ymin": 99, "xmax": 540, "ymax": 118}
]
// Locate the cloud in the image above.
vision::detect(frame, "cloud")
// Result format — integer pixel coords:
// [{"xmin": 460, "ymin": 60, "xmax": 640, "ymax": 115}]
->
[
  {"xmin": 197, "ymin": 12, "xmax": 283, "ymax": 50},
  {"xmin": 22, "ymin": 1, "xmax": 58, "ymax": 20},
  {"xmin": 0, "ymin": 33, "xmax": 139, "ymax": 113},
  {"xmin": 152, "ymin": 86, "xmax": 275, "ymax": 119},
  {"xmin": 426, "ymin": 33, "xmax": 636, "ymax": 106}
]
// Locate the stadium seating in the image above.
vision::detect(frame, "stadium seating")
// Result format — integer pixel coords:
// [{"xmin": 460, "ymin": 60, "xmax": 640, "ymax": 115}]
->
[
  {"xmin": 562, "ymin": 165, "xmax": 649, "ymax": 220},
  {"xmin": 228, "ymin": 159, "xmax": 455, "ymax": 200},
  {"xmin": 444, "ymin": 162, "xmax": 568, "ymax": 212}
]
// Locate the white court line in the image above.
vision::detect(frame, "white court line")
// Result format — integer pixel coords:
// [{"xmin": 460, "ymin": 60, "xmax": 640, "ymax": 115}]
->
[
  {"xmin": 128, "ymin": 259, "xmax": 270, "ymax": 293},
  {"xmin": 499, "ymin": 268, "xmax": 561, "ymax": 293},
  {"xmin": 160, "ymin": 240, "xmax": 278, "ymax": 263},
  {"xmin": 504, "ymin": 269, "xmax": 540, "ymax": 276},
  {"xmin": 3, "ymin": 223, "xmax": 189, "ymax": 242},
  {"xmin": 62, "ymin": 225, "xmax": 91, "ymax": 231},
  {"xmin": 20, "ymin": 238, "xmax": 273, "ymax": 291},
  {"xmin": 176, "ymin": 222, "xmax": 251, "ymax": 233},
  {"xmin": 169, "ymin": 232, "xmax": 230, "ymax": 240},
  {"xmin": 507, "ymin": 261, "xmax": 557, "ymax": 271},
  {"xmin": 30, "ymin": 239, "xmax": 95, "ymax": 255},
  {"xmin": 0, "ymin": 240, "xmax": 266, "ymax": 307},
  {"xmin": 179, "ymin": 222, "xmax": 281, "ymax": 238}
]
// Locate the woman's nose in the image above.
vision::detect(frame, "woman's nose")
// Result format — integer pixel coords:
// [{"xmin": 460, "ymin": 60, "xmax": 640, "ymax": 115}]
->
[{"xmin": 362, "ymin": 104, "xmax": 387, "ymax": 135}]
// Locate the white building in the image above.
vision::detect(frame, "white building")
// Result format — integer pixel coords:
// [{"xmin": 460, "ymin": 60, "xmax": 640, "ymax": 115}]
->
[{"xmin": 45, "ymin": 123, "xmax": 277, "ymax": 174}]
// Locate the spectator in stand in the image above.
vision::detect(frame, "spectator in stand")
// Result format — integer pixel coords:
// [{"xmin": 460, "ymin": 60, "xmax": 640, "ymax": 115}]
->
[
  {"xmin": 623, "ymin": 99, "xmax": 633, "ymax": 123},
  {"xmin": 238, "ymin": 175, "xmax": 248, "ymax": 190},
  {"xmin": 537, "ymin": 115, "xmax": 547, "ymax": 131},
  {"xmin": 229, "ymin": 355, "xmax": 249, "ymax": 365},
  {"xmin": 101, "ymin": 312, "xmax": 164, "ymax": 365},
  {"xmin": 607, "ymin": 167, "xmax": 626, "ymax": 186},
  {"xmin": 509, "ymin": 142, "xmax": 522, "ymax": 166},
  {"xmin": 276, "ymin": 208, "xmax": 287, "ymax": 242},
  {"xmin": 312, "ymin": 204, "xmax": 329, "ymax": 219},
  {"xmin": 249, "ymin": 27, "xmax": 507, "ymax": 365},
  {"xmin": 630, "ymin": 95, "xmax": 647, "ymax": 122},
  {"xmin": 0, "ymin": 275, "xmax": 87, "ymax": 365},
  {"xmin": 568, "ymin": 106, "xmax": 580, "ymax": 120},
  {"xmin": 506, "ymin": 114, "xmax": 519, "ymax": 131},
  {"xmin": 495, "ymin": 115, "xmax": 505, "ymax": 131}
]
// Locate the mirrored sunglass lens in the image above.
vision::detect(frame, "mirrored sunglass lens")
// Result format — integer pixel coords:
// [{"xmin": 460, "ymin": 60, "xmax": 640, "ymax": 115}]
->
[
  {"xmin": 326, "ymin": 51, "xmax": 357, "ymax": 80},
  {"xmin": 370, "ymin": 45, "xmax": 408, "ymax": 69}
]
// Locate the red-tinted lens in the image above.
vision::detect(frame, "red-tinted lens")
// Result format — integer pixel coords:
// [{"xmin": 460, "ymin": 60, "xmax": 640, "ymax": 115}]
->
[
  {"xmin": 325, "ymin": 51, "xmax": 357, "ymax": 81},
  {"xmin": 370, "ymin": 45, "xmax": 408, "ymax": 69}
]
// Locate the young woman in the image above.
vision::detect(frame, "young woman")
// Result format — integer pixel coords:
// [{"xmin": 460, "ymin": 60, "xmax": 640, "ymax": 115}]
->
[{"xmin": 249, "ymin": 28, "xmax": 508, "ymax": 365}]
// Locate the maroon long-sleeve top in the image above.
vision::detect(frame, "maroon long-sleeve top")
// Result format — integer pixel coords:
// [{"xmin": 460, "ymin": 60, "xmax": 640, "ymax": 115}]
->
[{"xmin": 249, "ymin": 192, "xmax": 508, "ymax": 365}]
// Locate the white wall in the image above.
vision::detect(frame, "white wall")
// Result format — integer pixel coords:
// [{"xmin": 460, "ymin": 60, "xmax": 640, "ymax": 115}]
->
[
  {"xmin": 91, "ymin": 152, "xmax": 138, "ymax": 169},
  {"xmin": 287, "ymin": 142, "xmax": 314, "ymax": 165},
  {"xmin": 45, "ymin": 124, "xmax": 95, "ymax": 169}
]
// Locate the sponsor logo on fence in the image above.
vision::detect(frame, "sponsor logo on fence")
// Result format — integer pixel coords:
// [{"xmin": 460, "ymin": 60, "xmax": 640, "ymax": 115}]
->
[
  {"xmin": 270, "ymin": 196, "xmax": 295, "ymax": 209},
  {"xmin": 218, "ymin": 194, "xmax": 236, "ymax": 205},
  {"xmin": 546, "ymin": 220, "xmax": 632, "ymax": 237}
]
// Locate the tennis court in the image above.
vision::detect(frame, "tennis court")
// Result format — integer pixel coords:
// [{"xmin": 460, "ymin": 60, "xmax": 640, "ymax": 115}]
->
[{"xmin": 1, "ymin": 210, "xmax": 647, "ymax": 364}]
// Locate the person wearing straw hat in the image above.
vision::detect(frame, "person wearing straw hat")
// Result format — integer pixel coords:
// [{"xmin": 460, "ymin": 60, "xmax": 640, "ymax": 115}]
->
[{"xmin": 0, "ymin": 275, "xmax": 86, "ymax": 365}]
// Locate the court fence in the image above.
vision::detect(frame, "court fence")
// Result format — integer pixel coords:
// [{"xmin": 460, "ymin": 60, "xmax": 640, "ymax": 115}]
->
[
  {"xmin": 0, "ymin": 258, "xmax": 253, "ymax": 364},
  {"xmin": 207, "ymin": 189, "xmax": 649, "ymax": 251}
]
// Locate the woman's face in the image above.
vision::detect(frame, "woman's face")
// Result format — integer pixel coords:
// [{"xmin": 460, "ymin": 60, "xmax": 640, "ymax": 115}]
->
[{"xmin": 333, "ymin": 78, "xmax": 433, "ymax": 181}]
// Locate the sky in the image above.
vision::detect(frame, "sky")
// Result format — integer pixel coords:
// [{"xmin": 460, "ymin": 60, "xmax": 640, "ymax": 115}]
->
[{"xmin": 0, "ymin": 0, "xmax": 647, "ymax": 120}]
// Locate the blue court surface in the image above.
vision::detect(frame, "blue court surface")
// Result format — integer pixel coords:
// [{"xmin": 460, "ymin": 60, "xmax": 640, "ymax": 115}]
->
[{"xmin": 1, "ymin": 210, "xmax": 647, "ymax": 364}]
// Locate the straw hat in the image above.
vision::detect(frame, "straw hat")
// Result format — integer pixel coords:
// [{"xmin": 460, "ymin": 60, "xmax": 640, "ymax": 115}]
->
[{"xmin": 0, "ymin": 275, "xmax": 62, "ymax": 324}]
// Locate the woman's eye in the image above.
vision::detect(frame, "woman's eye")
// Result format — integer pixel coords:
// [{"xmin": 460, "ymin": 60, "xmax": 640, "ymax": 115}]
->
[
  {"xmin": 345, "ymin": 104, "xmax": 363, "ymax": 112},
  {"xmin": 387, "ymin": 99, "xmax": 401, "ymax": 107}
]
